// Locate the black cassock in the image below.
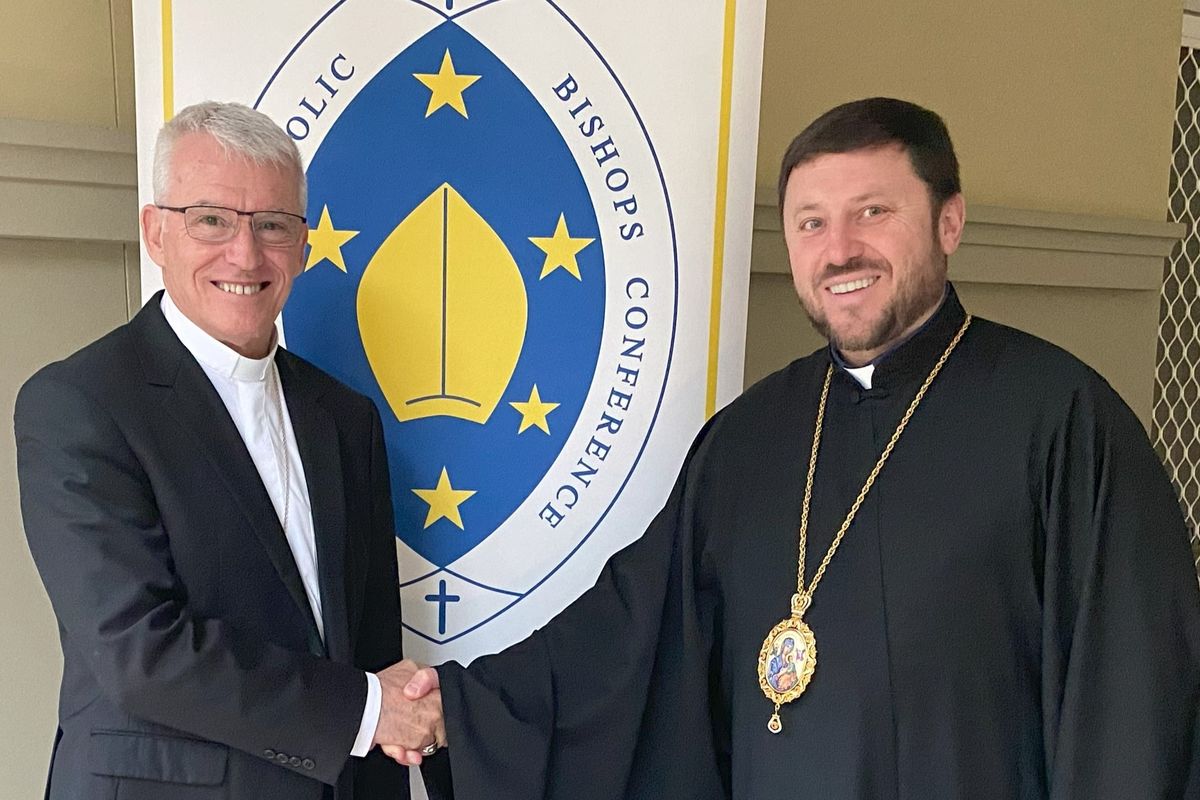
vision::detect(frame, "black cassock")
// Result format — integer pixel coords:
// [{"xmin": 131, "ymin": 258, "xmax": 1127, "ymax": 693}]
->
[{"xmin": 434, "ymin": 288, "xmax": 1200, "ymax": 799}]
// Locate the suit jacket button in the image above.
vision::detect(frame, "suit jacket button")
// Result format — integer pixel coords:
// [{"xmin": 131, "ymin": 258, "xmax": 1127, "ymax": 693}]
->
[
  {"xmin": 264, "ymin": 749, "xmax": 276, "ymax": 759},
  {"xmin": 276, "ymin": 753, "xmax": 290, "ymax": 764},
  {"xmin": 289, "ymin": 756, "xmax": 302, "ymax": 767},
  {"xmin": 302, "ymin": 758, "xmax": 316, "ymax": 770}
]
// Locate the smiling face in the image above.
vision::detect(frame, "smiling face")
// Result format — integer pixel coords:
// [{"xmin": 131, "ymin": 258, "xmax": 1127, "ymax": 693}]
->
[
  {"xmin": 781, "ymin": 144, "xmax": 964, "ymax": 365},
  {"xmin": 141, "ymin": 132, "xmax": 308, "ymax": 358}
]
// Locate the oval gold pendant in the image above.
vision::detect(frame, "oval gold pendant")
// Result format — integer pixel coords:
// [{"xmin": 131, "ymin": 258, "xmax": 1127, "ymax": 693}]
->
[{"xmin": 757, "ymin": 616, "xmax": 817, "ymax": 733}]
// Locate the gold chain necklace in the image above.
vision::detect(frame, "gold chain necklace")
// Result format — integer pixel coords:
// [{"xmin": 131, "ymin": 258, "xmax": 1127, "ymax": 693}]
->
[{"xmin": 757, "ymin": 315, "xmax": 972, "ymax": 734}]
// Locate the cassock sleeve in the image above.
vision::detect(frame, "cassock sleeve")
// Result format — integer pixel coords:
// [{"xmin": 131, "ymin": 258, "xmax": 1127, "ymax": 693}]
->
[
  {"xmin": 14, "ymin": 371, "xmax": 368, "ymax": 787},
  {"xmin": 1040, "ymin": 376, "xmax": 1200, "ymax": 797},
  {"xmin": 436, "ymin": 419, "xmax": 729, "ymax": 800}
]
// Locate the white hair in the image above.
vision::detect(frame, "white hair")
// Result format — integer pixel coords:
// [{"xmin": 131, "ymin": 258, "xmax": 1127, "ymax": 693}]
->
[{"xmin": 152, "ymin": 101, "xmax": 306, "ymax": 209}]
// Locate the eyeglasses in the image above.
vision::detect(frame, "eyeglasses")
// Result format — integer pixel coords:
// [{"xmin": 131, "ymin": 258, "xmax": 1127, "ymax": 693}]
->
[{"xmin": 157, "ymin": 204, "xmax": 307, "ymax": 247}]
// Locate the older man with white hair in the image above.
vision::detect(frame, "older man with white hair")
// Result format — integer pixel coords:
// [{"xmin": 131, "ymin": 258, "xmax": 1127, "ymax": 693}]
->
[{"xmin": 15, "ymin": 101, "xmax": 447, "ymax": 800}]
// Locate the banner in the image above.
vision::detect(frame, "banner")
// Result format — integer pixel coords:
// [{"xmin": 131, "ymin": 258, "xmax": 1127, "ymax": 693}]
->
[{"xmin": 133, "ymin": 0, "xmax": 765, "ymax": 670}]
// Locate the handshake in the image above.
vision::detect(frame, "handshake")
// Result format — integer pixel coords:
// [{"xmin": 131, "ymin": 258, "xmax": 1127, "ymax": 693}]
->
[{"xmin": 370, "ymin": 660, "xmax": 445, "ymax": 766}]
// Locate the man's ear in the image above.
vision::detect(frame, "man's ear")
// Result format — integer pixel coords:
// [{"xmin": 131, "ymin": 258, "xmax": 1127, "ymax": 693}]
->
[
  {"xmin": 938, "ymin": 193, "xmax": 965, "ymax": 257},
  {"xmin": 140, "ymin": 204, "xmax": 167, "ymax": 266}
]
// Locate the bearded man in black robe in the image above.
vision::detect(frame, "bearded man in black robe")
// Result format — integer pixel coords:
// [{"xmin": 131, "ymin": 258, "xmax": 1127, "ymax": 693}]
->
[{"xmin": 402, "ymin": 97, "xmax": 1200, "ymax": 799}]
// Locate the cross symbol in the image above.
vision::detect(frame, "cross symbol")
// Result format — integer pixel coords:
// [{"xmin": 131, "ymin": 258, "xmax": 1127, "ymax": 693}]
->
[{"xmin": 425, "ymin": 579, "xmax": 461, "ymax": 635}]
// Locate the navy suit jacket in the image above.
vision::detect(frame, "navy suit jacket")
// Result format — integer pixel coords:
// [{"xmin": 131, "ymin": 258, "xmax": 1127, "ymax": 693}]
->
[{"xmin": 15, "ymin": 295, "xmax": 421, "ymax": 799}]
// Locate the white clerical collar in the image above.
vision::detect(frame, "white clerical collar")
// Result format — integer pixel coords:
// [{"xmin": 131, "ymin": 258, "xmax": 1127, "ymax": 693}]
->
[
  {"xmin": 160, "ymin": 292, "xmax": 276, "ymax": 383},
  {"xmin": 844, "ymin": 364, "xmax": 875, "ymax": 390}
]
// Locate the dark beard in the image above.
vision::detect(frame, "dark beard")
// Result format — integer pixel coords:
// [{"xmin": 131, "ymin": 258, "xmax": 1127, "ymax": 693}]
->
[
  {"xmin": 808, "ymin": 303, "xmax": 903, "ymax": 355},
  {"xmin": 800, "ymin": 253, "xmax": 946, "ymax": 356}
]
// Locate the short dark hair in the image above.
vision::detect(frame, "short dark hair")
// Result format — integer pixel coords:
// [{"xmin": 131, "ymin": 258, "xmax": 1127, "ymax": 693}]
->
[{"xmin": 777, "ymin": 97, "xmax": 960, "ymax": 213}]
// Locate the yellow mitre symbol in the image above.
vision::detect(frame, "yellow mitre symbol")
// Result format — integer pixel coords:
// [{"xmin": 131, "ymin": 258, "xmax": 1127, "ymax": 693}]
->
[
  {"xmin": 413, "ymin": 50, "xmax": 481, "ymax": 118},
  {"xmin": 357, "ymin": 183, "xmax": 527, "ymax": 425}
]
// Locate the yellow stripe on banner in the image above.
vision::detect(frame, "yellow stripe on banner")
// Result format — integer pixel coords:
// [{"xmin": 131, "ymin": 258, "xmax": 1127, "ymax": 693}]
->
[
  {"xmin": 162, "ymin": 0, "xmax": 174, "ymax": 121},
  {"xmin": 705, "ymin": 0, "xmax": 738, "ymax": 418}
]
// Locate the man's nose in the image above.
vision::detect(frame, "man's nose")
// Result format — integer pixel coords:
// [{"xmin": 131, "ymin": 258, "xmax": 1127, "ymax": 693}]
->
[
  {"xmin": 823, "ymin": 219, "xmax": 864, "ymax": 267},
  {"xmin": 224, "ymin": 218, "xmax": 262, "ymax": 269}
]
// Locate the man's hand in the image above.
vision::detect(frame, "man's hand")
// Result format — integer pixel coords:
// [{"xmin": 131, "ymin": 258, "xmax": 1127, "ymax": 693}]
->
[
  {"xmin": 404, "ymin": 665, "xmax": 441, "ymax": 700},
  {"xmin": 373, "ymin": 660, "xmax": 445, "ymax": 766}
]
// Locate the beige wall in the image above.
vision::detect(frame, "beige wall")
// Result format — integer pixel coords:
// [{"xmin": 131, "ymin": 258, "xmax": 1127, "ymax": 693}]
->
[
  {"xmin": 756, "ymin": 0, "xmax": 1181, "ymax": 220},
  {"xmin": 0, "ymin": 0, "xmax": 135, "ymax": 129},
  {"xmin": 0, "ymin": 0, "xmax": 1186, "ymax": 797}
]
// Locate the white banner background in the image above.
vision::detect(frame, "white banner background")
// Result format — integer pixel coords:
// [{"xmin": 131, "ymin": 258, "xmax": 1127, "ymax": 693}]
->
[{"xmin": 132, "ymin": 7, "xmax": 765, "ymax": 785}]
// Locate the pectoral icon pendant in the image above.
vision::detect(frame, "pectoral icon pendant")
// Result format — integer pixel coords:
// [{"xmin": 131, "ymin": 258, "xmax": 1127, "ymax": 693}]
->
[{"xmin": 757, "ymin": 613, "xmax": 817, "ymax": 734}]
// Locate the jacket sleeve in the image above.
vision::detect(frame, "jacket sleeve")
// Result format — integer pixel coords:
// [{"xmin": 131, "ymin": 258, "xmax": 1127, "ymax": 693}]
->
[
  {"xmin": 15, "ymin": 369, "xmax": 368, "ymax": 786},
  {"xmin": 353, "ymin": 401, "xmax": 428, "ymax": 797}
]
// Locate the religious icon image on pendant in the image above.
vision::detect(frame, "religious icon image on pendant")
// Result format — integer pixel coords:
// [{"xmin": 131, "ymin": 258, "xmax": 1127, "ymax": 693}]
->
[
  {"xmin": 757, "ymin": 617, "xmax": 817, "ymax": 713},
  {"xmin": 766, "ymin": 631, "xmax": 804, "ymax": 692}
]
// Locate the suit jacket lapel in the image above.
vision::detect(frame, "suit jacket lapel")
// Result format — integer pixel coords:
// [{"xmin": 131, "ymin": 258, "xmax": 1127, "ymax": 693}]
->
[
  {"xmin": 277, "ymin": 351, "xmax": 352, "ymax": 665},
  {"xmin": 130, "ymin": 297, "xmax": 324, "ymax": 653}
]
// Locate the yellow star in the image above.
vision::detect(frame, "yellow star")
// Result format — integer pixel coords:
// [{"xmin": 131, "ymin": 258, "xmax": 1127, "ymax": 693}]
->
[
  {"xmin": 412, "ymin": 467, "xmax": 476, "ymax": 530},
  {"xmin": 413, "ymin": 50, "xmax": 481, "ymax": 118},
  {"xmin": 305, "ymin": 205, "xmax": 359, "ymax": 272},
  {"xmin": 510, "ymin": 385, "xmax": 560, "ymax": 435},
  {"xmin": 529, "ymin": 214, "xmax": 595, "ymax": 280}
]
